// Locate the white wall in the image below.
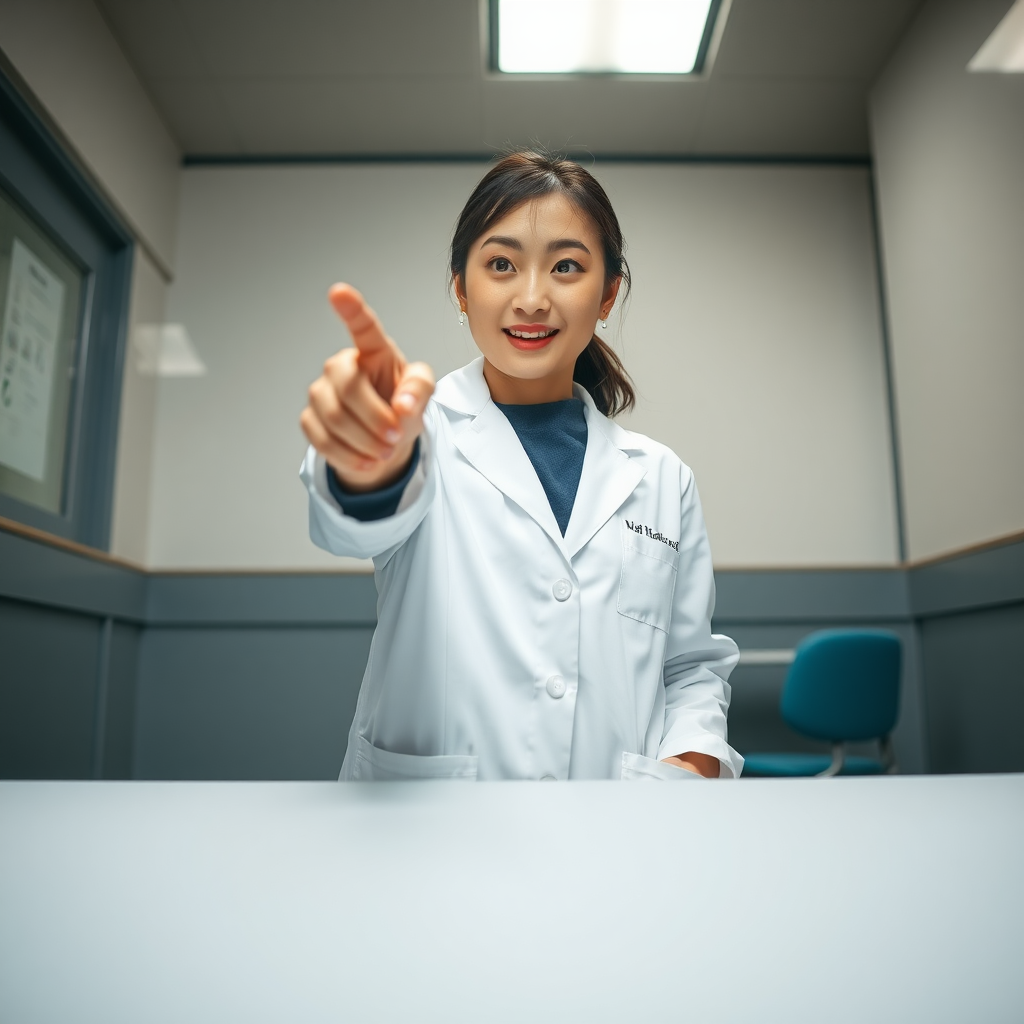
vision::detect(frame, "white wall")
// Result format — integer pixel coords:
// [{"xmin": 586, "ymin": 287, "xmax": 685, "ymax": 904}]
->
[
  {"xmin": 601, "ymin": 164, "xmax": 898, "ymax": 567},
  {"xmin": 870, "ymin": 0, "xmax": 1024, "ymax": 561},
  {"xmin": 0, "ymin": 0, "xmax": 181, "ymax": 561},
  {"xmin": 151, "ymin": 162, "xmax": 898, "ymax": 570},
  {"xmin": 109, "ymin": 253, "xmax": 165, "ymax": 564}
]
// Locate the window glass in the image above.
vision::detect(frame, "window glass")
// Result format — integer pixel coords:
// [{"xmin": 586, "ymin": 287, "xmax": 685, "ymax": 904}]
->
[{"xmin": 0, "ymin": 180, "xmax": 85, "ymax": 515}]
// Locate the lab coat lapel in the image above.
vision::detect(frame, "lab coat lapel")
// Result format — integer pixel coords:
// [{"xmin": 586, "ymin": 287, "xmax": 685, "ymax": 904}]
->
[
  {"xmin": 563, "ymin": 388, "xmax": 646, "ymax": 561},
  {"xmin": 437, "ymin": 362, "xmax": 566, "ymax": 550},
  {"xmin": 434, "ymin": 359, "xmax": 643, "ymax": 558},
  {"xmin": 452, "ymin": 404, "xmax": 567, "ymax": 551}
]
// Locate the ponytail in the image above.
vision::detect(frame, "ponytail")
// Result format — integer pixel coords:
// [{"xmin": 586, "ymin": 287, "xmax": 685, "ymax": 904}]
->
[{"xmin": 574, "ymin": 336, "xmax": 635, "ymax": 417}]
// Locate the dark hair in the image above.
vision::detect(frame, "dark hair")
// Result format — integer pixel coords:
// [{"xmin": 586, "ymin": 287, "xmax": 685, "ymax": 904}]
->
[{"xmin": 450, "ymin": 151, "xmax": 635, "ymax": 417}]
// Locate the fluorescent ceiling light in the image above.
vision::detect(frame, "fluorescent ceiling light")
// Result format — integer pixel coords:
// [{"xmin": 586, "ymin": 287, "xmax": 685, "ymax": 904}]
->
[
  {"xmin": 968, "ymin": 0, "xmax": 1024, "ymax": 72},
  {"xmin": 496, "ymin": 0, "xmax": 717, "ymax": 74}
]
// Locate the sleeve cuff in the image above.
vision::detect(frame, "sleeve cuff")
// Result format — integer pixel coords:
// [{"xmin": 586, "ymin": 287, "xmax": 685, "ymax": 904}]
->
[
  {"xmin": 658, "ymin": 736, "xmax": 745, "ymax": 779},
  {"xmin": 326, "ymin": 439, "xmax": 421, "ymax": 522}
]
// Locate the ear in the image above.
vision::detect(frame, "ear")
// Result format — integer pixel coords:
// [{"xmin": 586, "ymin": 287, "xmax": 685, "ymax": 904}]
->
[
  {"xmin": 453, "ymin": 273, "xmax": 468, "ymax": 311},
  {"xmin": 600, "ymin": 275, "xmax": 622, "ymax": 319}
]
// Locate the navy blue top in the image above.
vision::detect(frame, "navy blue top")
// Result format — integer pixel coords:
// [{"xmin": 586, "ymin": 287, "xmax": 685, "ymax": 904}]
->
[
  {"xmin": 494, "ymin": 398, "xmax": 587, "ymax": 536},
  {"xmin": 328, "ymin": 399, "xmax": 588, "ymax": 535}
]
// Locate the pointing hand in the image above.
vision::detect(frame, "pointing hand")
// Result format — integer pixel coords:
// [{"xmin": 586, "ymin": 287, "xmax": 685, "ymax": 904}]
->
[{"xmin": 301, "ymin": 284, "xmax": 435, "ymax": 493}]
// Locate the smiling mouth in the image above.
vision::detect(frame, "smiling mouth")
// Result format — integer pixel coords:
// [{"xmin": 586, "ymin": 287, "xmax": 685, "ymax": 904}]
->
[{"xmin": 503, "ymin": 327, "xmax": 559, "ymax": 340}]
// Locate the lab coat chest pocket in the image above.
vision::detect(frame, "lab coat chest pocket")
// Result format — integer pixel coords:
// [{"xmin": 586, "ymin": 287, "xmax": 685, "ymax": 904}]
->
[
  {"xmin": 617, "ymin": 526, "xmax": 679, "ymax": 633},
  {"xmin": 349, "ymin": 734, "xmax": 478, "ymax": 781}
]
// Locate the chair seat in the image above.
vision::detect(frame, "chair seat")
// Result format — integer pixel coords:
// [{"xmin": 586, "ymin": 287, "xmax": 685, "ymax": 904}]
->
[{"xmin": 742, "ymin": 753, "xmax": 886, "ymax": 777}]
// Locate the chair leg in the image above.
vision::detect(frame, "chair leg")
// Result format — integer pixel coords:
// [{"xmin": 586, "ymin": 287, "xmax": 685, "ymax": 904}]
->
[
  {"xmin": 880, "ymin": 734, "xmax": 898, "ymax": 774},
  {"xmin": 817, "ymin": 743, "xmax": 845, "ymax": 777}
]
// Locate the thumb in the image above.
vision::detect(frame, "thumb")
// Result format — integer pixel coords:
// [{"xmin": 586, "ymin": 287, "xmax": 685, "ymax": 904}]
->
[{"xmin": 391, "ymin": 361, "xmax": 435, "ymax": 424}]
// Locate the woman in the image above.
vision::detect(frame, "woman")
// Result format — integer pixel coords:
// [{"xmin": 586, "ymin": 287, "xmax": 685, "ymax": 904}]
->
[{"xmin": 300, "ymin": 152, "xmax": 742, "ymax": 781}]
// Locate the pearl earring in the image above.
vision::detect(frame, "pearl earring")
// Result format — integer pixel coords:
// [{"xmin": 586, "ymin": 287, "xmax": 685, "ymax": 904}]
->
[
  {"xmin": 458, "ymin": 309, "xmax": 466, "ymax": 326},
  {"xmin": 599, "ymin": 317, "xmax": 608, "ymax": 330}
]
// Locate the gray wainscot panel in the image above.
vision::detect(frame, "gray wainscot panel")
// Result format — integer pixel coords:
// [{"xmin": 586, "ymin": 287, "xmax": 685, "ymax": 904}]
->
[
  {"xmin": 99, "ymin": 622, "xmax": 143, "ymax": 779},
  {"xmin": 714, "ymin": 568, "xmax": 910, "ymax": 622},
  {"xmin": 0, "ymin": 597, "xmax": 102, "ymax": 778},
  {"xmin": 909, "ymin": 534, "xmax": 1024, "ymax": 774},
  {"xmin": 134, "ymin": 572, "xmax": 378, "ymax": 780},
  {"xmin": 0, "ymin": 528, "xmax": 146, "ymax": 780},
  {"xmin": 134, "ymin": 623, "xmax": 373, "ymax": 781},
  {"xmin": 4, "ymin": 527, "xmax": 1022, "ymax": 779},
  {"xmin": 145, "ymin": 572, "xmax": 378, "ymax": 626}
]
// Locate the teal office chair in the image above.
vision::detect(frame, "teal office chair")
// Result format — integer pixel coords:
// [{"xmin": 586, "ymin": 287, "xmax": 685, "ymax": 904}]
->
[{"xmin": 742, "ymin": 629, "xmax": 901, "ymax": 777}]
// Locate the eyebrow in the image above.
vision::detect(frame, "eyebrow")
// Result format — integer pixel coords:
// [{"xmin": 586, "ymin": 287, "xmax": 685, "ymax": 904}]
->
[
  {"xmin": 480, "ymin": 235, "xmax": 522, "ymax": 251},
  {"xmin": 548, "ymin": 238, "xmax": 591, "ymax": 255},
  {"xmin": 480, "ymin": 235, "xmax": 592, "ymax": 255}
]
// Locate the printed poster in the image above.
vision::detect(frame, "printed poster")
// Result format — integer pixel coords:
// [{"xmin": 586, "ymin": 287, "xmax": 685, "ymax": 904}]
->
[{"xmin": 0, "ymin": 238, "xmax": 66, "ymax": 482}]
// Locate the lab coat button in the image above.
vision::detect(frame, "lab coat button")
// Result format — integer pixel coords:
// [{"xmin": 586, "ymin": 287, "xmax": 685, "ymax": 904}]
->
[
  {"xmin": 545, "ymin": 674, "xmax": 566, "ymax": 699},
  {"xmin": 552, "ymin": 579, "xmax": 572, "ymax": 601},
  {"xmin": 540, "ymin": 774, "xmax": 557, "ymax": 781}
]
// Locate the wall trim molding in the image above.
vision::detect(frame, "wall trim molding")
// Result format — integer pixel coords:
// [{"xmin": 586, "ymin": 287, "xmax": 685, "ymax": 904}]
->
[
  {"xmin": 0, "ymin": 515, "xmax": 141, "ymax": 569},
  {"xmin": 0, "ymin": 526, "xmax": 146, "ymax": 621},
  {"xmin": 908, "ymin": 536, "xmax": 1024, "ymax": 619},
  {"xmin": 906, "ymin": 528, "xmax": 1024, "ymax": 569},
  {"xmin": 2, "ymin": 519, "xmax": 1022, "ymax": 625}
]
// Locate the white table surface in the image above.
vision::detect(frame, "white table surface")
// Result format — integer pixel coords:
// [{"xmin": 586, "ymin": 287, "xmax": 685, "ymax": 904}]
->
[{"xmin": 2, "ymin": 776, "xmax": 1022, "ymax": 1023}]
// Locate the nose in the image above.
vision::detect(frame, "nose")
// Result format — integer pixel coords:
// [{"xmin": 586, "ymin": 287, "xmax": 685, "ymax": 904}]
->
[{"xmin": 513, "ymin": 268, "xmax": 550, "ymax": 318}]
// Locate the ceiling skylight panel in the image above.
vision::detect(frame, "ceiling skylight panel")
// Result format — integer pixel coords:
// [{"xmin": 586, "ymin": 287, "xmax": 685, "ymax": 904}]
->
[{"xmin": 495, "ymin": 0, "xmax": 719, "ymax": 75}]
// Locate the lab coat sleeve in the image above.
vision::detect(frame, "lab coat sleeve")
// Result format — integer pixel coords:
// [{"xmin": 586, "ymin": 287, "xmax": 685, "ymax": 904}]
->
[
  {"xmin": 299, "ymin": 404, "xmax": 437, "ymax": 561},
  {"xmin": 657, "ymin": 468, "xmax": 744, "ymax": 779}
]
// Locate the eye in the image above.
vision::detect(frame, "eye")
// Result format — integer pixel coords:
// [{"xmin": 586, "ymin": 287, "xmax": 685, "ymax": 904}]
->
[
  {"xmin": 554, "ymin": 258, "xmax": 583, "ymax": 274},
  {"xmin": 489, "ymin": 257, "xmax": 514, "ymax": 273}
]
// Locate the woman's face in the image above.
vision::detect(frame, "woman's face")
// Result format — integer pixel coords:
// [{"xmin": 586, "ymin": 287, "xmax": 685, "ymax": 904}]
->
[{"xmin": 456, "ymin": 192, "xmax": 620, "ymax": 403}]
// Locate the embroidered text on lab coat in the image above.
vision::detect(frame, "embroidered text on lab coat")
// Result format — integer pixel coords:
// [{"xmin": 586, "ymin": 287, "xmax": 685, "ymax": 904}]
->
[{"xmin": 623, "ymin": 519, "xmax": 680, "ymax": 551}]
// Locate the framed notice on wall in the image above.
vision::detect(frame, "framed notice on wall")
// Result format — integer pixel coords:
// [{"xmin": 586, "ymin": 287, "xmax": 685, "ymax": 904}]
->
[
  {"xmin": 0, "ymin": 239, "xmax": 67, "ymax": 481},
  {"xmin": 0, "ymin": 222, "xmax": 82, "ymax": 509},
  {"xmin": 0, "ymin": 66, "xmax": 132, "ymax": 548}
]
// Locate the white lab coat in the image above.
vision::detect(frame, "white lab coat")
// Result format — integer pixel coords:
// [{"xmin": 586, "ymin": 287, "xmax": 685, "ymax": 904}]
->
[{"xmin": 301, "ymin": 357, "xmax": 743, "ymax": 780}]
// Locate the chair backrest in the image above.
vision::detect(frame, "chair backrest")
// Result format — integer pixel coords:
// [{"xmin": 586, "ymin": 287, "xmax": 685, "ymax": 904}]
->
[{"xmin": 780, "ymin": 630, "xmax": 901, "ymax": 742}]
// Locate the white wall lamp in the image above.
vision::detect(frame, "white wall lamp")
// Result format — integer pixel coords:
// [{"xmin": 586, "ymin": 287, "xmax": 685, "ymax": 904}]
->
[
  {"xmin": 968, "ymin": 0, "xmax": 1024, "ymax": 72},
  {"xmin": 133, "ymin": 323, "xmax": 207, "ymax": 377}
]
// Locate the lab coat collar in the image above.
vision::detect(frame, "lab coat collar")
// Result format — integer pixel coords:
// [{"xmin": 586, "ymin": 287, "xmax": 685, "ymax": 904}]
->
[
  {"xmin": 432, "ymin": 357, "xmax": 493, "ymax": 417},
  {"xmin": 437, "ymin": 359, "xmax": 648, "ymax": 562}
]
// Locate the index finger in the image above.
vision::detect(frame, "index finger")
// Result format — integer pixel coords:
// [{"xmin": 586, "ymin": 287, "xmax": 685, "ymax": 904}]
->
[{"xmin": 328, "ymin": 283, "xmax": 393, "ymax": 356}]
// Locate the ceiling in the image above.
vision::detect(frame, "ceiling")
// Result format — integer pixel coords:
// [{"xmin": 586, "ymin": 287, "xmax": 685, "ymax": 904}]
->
[{"xmin": 94, "ymin": 0, "xmax": 926, "ymax": 159}]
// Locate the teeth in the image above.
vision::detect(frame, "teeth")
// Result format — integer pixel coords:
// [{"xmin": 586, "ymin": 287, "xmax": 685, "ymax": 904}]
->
[{"xmin": 507, "ymin": 328, "xmax": 556, "ymax": 340}]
